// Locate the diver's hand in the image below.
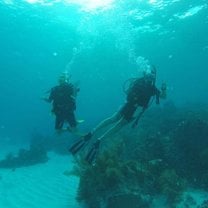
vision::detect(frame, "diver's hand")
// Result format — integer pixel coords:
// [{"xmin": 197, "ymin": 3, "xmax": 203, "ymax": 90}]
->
[
  {"xmin": 160, "ymin": 82, "xmax": 167, "ymax": 99},
  {"xmin": 41, "ymin": 97, "xmax": 50, "ymax": 102}
]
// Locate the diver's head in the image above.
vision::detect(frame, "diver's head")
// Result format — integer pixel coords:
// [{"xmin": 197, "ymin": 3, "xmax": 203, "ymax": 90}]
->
[
  {"xmin": 143, "ymin": 66, "xmax": 156, "ymax": 84},
  {"xmin": 58, "ymin": 72, "xmax": 69, "ymax": 85}
]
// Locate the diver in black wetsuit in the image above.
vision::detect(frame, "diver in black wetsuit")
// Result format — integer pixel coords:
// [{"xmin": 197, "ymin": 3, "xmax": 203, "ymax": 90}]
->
[
  {"xmin": 120, "ymin": 71, "xmax": 160, "ymax": 122},
  {"xmin": 69, "ymin": 67, "xmax": 166, "ymax": 163},
  {"xmin": 43, "ymin": 73, "xmax": 81, "ymax": 135}
]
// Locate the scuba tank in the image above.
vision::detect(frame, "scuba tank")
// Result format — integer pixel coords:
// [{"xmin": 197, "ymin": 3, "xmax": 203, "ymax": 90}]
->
[{"xmin": 123, "ymin": 78, "xmax": 138, "ymax": 95}]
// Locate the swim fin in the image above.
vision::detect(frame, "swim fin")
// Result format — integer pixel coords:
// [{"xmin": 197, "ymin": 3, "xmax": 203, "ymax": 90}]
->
[
  {"xmin": 77, "ymin": 119, "xmax": 85, "ymax": 124},
  {"xmin": 69, "ymin": 132, "xmax": 92, "ymax": 155},
  {"xmin": 85, "ymin": 139, "xmax": 101, "ymax": 165}
]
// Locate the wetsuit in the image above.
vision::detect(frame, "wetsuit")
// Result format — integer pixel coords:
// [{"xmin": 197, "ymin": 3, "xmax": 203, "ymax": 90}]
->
[
  {"xmin": 49, "ymin": 83, "xmax": 77, "ymax": 129},
  {"xmin": 120, "ymin": 77, "xmax": 160, "ymax": 121}
]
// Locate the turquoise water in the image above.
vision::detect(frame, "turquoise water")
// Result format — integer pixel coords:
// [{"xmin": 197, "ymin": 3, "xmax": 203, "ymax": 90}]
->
[
  {"xmin": 0, "ymin": 0, "xmax": 208, "ymax": 207},
  {"xmin": 0, "ymin": 0, "xmax": 207, "ymax": 141}
]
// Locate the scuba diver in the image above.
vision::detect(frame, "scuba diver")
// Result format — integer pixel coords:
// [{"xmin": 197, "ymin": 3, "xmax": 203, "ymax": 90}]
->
[
  {"xmin": 69, "ymin": 66, "xmax": 167, "ymax": 164},
  {"xmin": 43, "ymin": 72, "xmax": 82, "ymax": 135}
]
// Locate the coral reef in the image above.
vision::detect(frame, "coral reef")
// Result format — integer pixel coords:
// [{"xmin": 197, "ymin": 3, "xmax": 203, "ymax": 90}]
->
[
  {"xmin": 158, "ymin": 169, "xmax": 186, "ymax": 204},
  {"xmin": 0, "ymin": 144, "xmax": 48, "ymax": 169},
  {"xmin": 73, "ymin": 145, "xmax": 186, "ymax": 207},
  {"xmin": 198, "ymin": 200, "xmax": 208, "ymax": 208},
  {"xmin": 166, "ymin": 118, "xmax": 208, "ymax": 188},
  {"xmin": 72, "ymin": 104, "xmax": 208, "ymax": 208},
  {"xmin": 106, "ymin": 193, "xmax": 149, "ymax": 208}
]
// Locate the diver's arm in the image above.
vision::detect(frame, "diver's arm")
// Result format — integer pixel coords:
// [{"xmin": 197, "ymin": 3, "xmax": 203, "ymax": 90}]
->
[
  {"xmin": 42, "ymin": 88, "xmax": 53, "ymax": 103},
  {"xmin": 41, "ymin": 97, "xmax": 51, "ymax": 102},
  {"xmin": 72, "ymin": 82, "xmax": 80, "ymax": 97},
  {"xmin": 155, "ymin": 82, "xmax": 167, "ymax": 104},
  {"xmin": 41, "ymin": 93, "xmax": 51, "ymax": 103}
]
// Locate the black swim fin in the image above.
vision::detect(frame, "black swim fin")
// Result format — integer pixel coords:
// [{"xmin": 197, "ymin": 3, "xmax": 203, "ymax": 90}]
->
[
  {"xmin": 69, "ymin": 132, "xmax": 92, "ymax": 155},
  {"xmin": 85, "ymin": 139, "xmax": 100, "ymax": 165}
]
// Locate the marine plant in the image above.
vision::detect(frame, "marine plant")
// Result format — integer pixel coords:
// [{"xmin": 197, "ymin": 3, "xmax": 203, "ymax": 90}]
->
[
  {"xmin": 71, "ymin": 105, "xmax": 208, "ymax": 207},
  {"xmin": 168, "ymin": 117, "xmax": 208, "ymax": 187},
  {"xmin": 198, "ymin": 200, "xmax": 208, "ymax": 208},
  {"xmin": 72, "ymin": 142, "xmax": 187, "ymax": 207},
  {"xmin": 158, "ymin": 169, "xmax": 187, "ymax": 205},
  {"xmin": 75, "ymin": 145, "xmax": 125, "ymax": 207}
]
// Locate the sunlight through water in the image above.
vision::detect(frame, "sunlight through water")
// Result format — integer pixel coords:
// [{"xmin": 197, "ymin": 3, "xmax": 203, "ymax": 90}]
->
[
  {"xmin": 66, "ymin": 0, "xmax": 114, "ymax": 11},
  {"xmin": 22, "ymin": 0, "xmax": 114, "ymax": 11}
]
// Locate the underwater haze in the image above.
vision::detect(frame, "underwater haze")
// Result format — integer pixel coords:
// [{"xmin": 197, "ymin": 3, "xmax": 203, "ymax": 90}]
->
[
  {"xmin": 0, "ymin": 0, "xmax": 208, "ymax": 207},
  {"xmin": 0, "ymin": 0, "xmax": 207, "ymax": 141}
]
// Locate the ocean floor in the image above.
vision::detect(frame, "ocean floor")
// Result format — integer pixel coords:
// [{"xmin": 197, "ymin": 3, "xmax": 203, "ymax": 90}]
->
[
  {"xmin": 0, "ymin": 145, "xmax": 207, "ymax": 208},
  {"xmin": 151, "ymin": 190, "xmax": 208, "ymax": 208},
  {"xmin": 0, "ymin": 147, "xmax": 80, "ymax": 208}
]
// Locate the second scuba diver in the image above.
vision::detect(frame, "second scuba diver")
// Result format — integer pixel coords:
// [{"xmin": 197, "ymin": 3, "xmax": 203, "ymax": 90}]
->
[
  {"xmin": 69, "ymin": 66, "xmax": 167, "ymax": 164},
  {"xmin": 43, "ymin": 72, "xmax": 82, "ymax": 136}
]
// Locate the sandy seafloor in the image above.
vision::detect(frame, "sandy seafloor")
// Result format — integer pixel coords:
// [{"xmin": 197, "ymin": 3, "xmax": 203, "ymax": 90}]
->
[
  {"xmin": 0, "ymin": 144, "xmax": 208, "ymax": 208},
  {"xmin": 0, "ymin": 145, "xmax": 80, "ymax": 208}
]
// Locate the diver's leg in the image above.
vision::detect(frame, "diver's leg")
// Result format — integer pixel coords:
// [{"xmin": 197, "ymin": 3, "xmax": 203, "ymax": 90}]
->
[
  {"xmin": 55, "ymin": 115, "xmax": 64, "ymax": 134},
  {"xmin": 97, "ymin": 117, "xmax": 128, "ymax": 141},
  {"xmin": 84, "ymin": 117, "xmax": 128, "ymax": 164},
  {"xmin": 67, "ymin": 112, "xmax": 84, "ymax": 136},
  {"xmin": 69, "ymin": 111, "xmax": 122, "ymax": 154},
  {"xmin": 96, "ymin": 102, "xmax": 137, "ymax": 140},
  {"xmin": 55, "ymin": 115, "xmax": 63, "ymax": 129},
  {"xmin": 85, "ymin": 104, "xmax": 136, "ymax": 164},
  {"xmin": 91, "ymin": 111, "xmax": 122, "ymax": 135}
]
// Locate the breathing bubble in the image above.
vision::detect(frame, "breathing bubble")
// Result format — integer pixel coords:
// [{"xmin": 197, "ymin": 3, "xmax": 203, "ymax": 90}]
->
[
  {"xmin": 73, "ymin": 47, "xmax": 78, "ymax": 54},
  {"xmin": 136, "ymin": 56, "xmax": 151, "ymax": 74}
]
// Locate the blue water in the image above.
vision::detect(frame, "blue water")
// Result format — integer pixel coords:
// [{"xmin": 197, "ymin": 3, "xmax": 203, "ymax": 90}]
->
[
  {"xmin": 0, "ymin": 0, "xmax": 208, "ymax": 206},
  {"xmin": 0, "ymin": 0, "xmax": 207, "ymax": 142}
]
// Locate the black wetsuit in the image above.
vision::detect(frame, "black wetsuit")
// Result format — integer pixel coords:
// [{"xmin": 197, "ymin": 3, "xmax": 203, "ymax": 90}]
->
[
  {"xmin": 49, "ymin": 83, "xmax": 77, "ymax": 129},
  {"xmin": 120, "ymin": 77, "xmax": 160, "ymax": 121}
]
